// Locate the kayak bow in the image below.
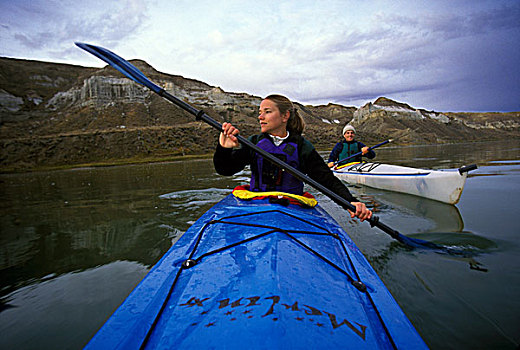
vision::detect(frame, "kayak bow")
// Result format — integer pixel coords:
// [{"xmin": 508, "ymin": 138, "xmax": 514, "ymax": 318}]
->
[
  {"xmin": 333, "ymin": 162, "xmax": 477, "ymax": 204},
  {"xmin": 85, "ymin": 194, "xmax": 427, "ymax": 349}
]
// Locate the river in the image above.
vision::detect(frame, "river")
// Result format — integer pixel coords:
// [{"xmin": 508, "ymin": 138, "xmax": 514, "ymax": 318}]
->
[{"xmin": 1, "ymin": 141, "xmax": 519, "ymax": 349}]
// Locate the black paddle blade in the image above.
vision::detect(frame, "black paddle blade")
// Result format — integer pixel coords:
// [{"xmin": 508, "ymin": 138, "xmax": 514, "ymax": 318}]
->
[{"xmin": 370, "ymin": 216, "xmax": 469, "ymax": 254}]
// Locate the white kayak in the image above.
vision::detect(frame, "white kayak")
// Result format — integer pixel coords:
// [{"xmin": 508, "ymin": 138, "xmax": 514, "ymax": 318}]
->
[{"xmin": 333, "ymin": 162, "xmax": 477, "ymax": 204}]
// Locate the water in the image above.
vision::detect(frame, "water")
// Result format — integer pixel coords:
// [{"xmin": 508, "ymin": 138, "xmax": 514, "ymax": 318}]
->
[{"xmin": 1, "ymin": 141, "xmax": 519, "ymax": 349}]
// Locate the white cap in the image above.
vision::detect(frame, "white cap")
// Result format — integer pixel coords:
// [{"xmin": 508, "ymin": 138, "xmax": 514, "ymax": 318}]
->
[{"xmin": 343, "ymin": 124, "xmax": 356, "ymax": 135}]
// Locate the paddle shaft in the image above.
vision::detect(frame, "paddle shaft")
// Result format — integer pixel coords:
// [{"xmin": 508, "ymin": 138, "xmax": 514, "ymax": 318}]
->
[
  {"xmin": 155, "ymin": 88, "xmax": 402, "ymax": 235},
  {"xmin": 334, "ymin": 139, "xmax": 391, "ymax": 166},
  {"xmin": 74, "ymin": 42, "xmax": 421, "ymax": 246},
  {"xmin": 157, "ymin": 89, "xmax": 357, "ymax": 209}
]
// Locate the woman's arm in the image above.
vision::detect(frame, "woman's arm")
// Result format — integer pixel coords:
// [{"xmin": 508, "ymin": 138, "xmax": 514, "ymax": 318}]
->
[
  {"xmin": 213, "ymin": 143, "xmax": 252, "ymax": 176},
  {"xmin": 213, "ymin": 122, "xmax": 252, "ymax": 176}
]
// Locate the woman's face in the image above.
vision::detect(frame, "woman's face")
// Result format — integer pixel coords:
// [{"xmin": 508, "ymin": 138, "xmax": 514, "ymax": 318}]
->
[{"xmin": 259, "ymin": 99, "xmax": 289, "ymax": 137}]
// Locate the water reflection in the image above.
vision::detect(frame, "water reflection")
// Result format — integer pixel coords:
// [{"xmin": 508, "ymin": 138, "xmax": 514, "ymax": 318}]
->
[
  {"xmin": 1, "ymin": 162, "xmax": 217, "ymax": 294},
  {"xmin": 372, "ymin": 140, "xmax": 520, "ymax": 169},
  {"xmin": 1, "ymin": 261, "xmax": 149, "ymax": 349},
  {"xmin": 353, "ymin": 185, "xmax": 465, "ymax": 233},
  {"xmin": 323, "ymin": 184, "xmax": 495, "ymax": 273}
]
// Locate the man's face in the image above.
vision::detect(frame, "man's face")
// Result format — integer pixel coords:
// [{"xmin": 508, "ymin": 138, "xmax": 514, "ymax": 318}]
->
[{"xmin": 344, "ymin": 130, "xmax": 355, "ymax": 142}]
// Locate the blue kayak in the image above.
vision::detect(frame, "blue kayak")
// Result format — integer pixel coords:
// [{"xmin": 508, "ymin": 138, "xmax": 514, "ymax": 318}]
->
[{"xmin": 86, "ymin": 194, "xmax": 428, "ymax": 349}]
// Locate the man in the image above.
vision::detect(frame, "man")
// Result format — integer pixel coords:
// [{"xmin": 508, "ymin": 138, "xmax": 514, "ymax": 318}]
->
[{"xmin": 327, "ymin": 125, "xmax": 375, "ymax": 167}]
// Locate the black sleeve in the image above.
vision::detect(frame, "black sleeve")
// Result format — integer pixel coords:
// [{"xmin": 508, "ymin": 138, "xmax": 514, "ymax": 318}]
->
[
  {"xmin": 301, "ymin": 144, "xmax": 358, "ymax": 204},
  {"xmin": 213, "ymin": 143, "xmax": 252, "ymax": 176}
]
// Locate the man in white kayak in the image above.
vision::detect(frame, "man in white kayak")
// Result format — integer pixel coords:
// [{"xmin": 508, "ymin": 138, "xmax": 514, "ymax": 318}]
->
[{"xmin": 327, "ymin": 125, "xmax": 375, "ymax": 167}]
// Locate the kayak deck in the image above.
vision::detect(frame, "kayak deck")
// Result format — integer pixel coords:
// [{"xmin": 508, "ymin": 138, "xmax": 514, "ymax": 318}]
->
[
  {"xmin": 333, "ymin": 162, "xmax": 470, "ymax": 204},
  {"xmin": 86, "ymin": 194, "xmax": 427, "ymax": 349}
]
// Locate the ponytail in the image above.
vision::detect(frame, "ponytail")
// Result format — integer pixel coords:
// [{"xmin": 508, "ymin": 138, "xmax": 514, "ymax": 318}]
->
[{"xmin": 264, "ymin": 94, "xmax": 305, "ymax": 135}]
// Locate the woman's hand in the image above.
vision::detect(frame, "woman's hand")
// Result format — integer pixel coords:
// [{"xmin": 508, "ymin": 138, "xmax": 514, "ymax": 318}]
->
[
  {"xmin": 361, "ymin": 146, "xmax": 369, "ymax": 155},
  {"xmin": 219, "ymin": 122, "xmax": 240, "ymax": 148},
  {"xmin": 348, "ymin": 202, "xmax": 373, "ymax": 222}
]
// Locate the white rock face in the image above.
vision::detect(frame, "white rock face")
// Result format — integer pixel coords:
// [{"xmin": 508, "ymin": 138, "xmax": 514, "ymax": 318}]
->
[
  {"xmin": 0, "ymin": 89, "xmax": 24, "ymax": 112},
  {"xmin": 426, "ymin": 112, "xmax": 450, "ymax": 123},
  {"xmin": 352, "ymin": 100, "xmax": 450, "ymax": 124},
  {"xmin": 45, "ymin": 75, "xmax": 263, "ymax": 117},
  {"xmin": 461, "ymin": 119, "xmax": 520, "ymax": 130},
  {"xmin": 29, "ymin": 74, "xmax": 67, "ymax": 87},
  {"xmin": 46, "ymin": 76, "xmax": 149, "ymax": 110},
  {"xmin": 162, "ymin": 81, "xmax": 261, "ymax": 115}
]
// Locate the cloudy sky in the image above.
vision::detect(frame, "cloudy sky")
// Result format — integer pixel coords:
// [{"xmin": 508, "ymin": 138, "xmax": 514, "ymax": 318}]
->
[{"xmin": 1, "ymin": 0, "xmax": 519, "ymax": 112}]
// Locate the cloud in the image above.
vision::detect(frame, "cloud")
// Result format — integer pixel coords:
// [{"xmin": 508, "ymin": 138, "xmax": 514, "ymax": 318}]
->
[
  {"xmin": 0, "ymin": 0, "xmax": 149, "ymax": 61},
  {"xmin": 270, "ymin": 2, "xmax": 520, "ymax": 111}
]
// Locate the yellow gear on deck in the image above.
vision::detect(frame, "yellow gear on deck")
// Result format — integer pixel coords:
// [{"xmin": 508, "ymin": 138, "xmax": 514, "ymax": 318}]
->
[
  {"xmin": 335, "ymin": 161, "xmax": 360, "ymax": 170},
  {"xmin": 232, "ymin": 187, "xmax": 318, "ymax": 208}
]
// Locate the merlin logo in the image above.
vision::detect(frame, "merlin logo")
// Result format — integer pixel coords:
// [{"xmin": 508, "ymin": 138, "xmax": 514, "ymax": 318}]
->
[{"xmin": 180, "ymin": 294, "xmax": 367, "ymax": 340}]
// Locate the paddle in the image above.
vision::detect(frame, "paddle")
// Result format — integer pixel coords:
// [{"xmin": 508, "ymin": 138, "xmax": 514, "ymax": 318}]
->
[
  {"xmin": 75, "ymin": 42, "xmax": 454, "ymax": 252},
  {"xmin": 333, "ymin": 139, "xmax": 392, "ymax": 167}
]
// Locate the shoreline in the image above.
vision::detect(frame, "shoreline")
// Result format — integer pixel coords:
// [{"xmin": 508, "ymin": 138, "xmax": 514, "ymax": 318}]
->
[
  {"xmin": 0, "ymin": 153, "xmax": 215, "ymax": 174},
  {"xmin": 2, "ymin": 139, "xmax": 513, "ymax": 174}
]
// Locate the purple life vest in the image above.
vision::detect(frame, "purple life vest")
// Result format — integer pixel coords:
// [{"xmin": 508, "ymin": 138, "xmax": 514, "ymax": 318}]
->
[{"xmin": 250, "ymin": 136, "xmax": 304, "ymax": 195}]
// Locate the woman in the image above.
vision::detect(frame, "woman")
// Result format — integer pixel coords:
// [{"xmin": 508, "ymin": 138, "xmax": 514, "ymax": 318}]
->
[
  {"xmin": 213, "ymin": 94, "xmax": 372, "ymax": 221},
  {"xmin": 328, "ymin": 125, "xmax": 375, "ymax": 167}
]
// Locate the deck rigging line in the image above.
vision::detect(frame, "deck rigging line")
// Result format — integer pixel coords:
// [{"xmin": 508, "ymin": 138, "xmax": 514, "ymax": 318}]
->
[{"xmin": 139, "ymin": 209, "xmax": 398, "ymax": 349}]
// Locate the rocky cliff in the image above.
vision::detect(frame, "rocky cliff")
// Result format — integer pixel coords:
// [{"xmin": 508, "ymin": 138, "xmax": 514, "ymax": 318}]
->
[
  {"xmin": 350, "ymin": 97, "xmax": 519, "ymax": 144},
  {"xmin": 1, "ymin": 57, "xmax": 518, "ymax": 172}
]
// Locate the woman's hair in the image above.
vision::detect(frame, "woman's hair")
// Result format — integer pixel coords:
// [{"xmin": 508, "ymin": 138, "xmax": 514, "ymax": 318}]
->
[{"xmin": 264, "ymin": 94, "xmax": 305, "ymax": 134}]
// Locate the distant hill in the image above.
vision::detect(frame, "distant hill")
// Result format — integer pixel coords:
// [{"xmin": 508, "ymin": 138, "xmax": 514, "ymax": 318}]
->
[{"xmin": 1, "ymin": 56, "xmax": 518, "ymax": 172}]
